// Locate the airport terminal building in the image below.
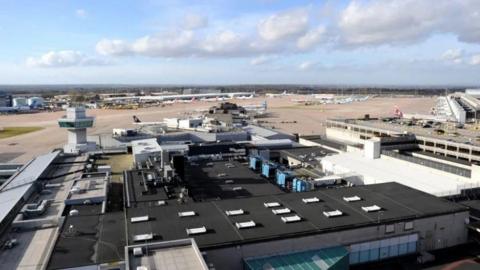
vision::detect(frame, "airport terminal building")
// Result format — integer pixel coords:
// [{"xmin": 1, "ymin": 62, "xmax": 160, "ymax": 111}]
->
[{"xmin": 120, "ymin": 151, "xmax": 469, "ymax": 270}]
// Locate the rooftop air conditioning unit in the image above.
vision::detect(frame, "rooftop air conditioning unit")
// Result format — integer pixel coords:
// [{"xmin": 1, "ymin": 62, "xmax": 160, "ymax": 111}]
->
[{"xmin": 133, "ymin": 247, "xmax": 143, "ymax": 257}]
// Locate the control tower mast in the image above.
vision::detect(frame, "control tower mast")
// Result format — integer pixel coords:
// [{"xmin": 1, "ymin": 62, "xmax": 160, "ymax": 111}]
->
[{"xmin": 58, "ymin": 107, "xmax": 95, "ymax": 153}]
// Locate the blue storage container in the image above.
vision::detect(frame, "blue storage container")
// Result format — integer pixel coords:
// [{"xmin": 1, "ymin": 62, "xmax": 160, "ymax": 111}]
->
[
  {"xmin": 300, "ymin": 180, "xmax": 306, "ymax": 192},
  {"xmin": 249, "ymin": 156, "xmax": 257, "ymax": 170},
  {"xmin": 261, "ymin": 163, "xmax": 270, "ymax": 178},
  {"xmin": 276, "ymin": 170, "xmax": 284, "ymax": 187}
]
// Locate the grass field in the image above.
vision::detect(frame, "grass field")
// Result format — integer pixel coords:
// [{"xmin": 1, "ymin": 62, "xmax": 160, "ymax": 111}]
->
[{"xmin": 0, "ymin": 126, "xmax": 43, "ymax": 139}]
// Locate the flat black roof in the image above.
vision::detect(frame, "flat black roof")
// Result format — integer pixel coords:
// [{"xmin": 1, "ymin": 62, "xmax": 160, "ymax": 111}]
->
[
  {"xmin": 459, "ymin": 200, "xmax": 480, "ymax": 211},
  {"xmin": 126, "ymin": 182, "xmax": 467, "ymax": 249},
  {"xmin": 185, "ymin": 159, "xmax": 284, "ymax": 201},
  {"xmin": 188, "ymin": 142, "xmax": 244, "ymax": 156},
  {"xmin": 48, "ymin": 205, "xmax": 125, "ymax": 270},
  {"xmin": 125, "ymin": 169, "xmax": 169, "ymax": 205}
]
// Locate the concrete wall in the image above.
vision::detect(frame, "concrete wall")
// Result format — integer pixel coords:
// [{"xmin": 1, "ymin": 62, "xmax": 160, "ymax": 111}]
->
[
  {"xmin": 326, "ymin": 128, "xmax": 365, "ymax": 145},
  {"xmin": 133, "ymin": 150, "xmax": 161, "ymax": 164},
  {"xmin": 410, "ymin": 152, "xmax": 472, "ymax": 170},
  {"xmin": 298, "ymin": 138, "xmax": 343, "ymax": 153},
  {"xmin": 364, "ymin": 139, "xmax": 381, "ymax": 159},
  {"xmin": 472, "ymin": 164, "xmax": 480, "ymax": 181},
  {"xmin": 204, "ymin": 211, "xmax": 469, "ymax": 270}
]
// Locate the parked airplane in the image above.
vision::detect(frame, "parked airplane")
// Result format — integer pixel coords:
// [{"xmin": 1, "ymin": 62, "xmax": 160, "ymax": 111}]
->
[
  {"xmin": 162, "ymin": 99, "xmax": 177, "ymax": 105},
  {"xmin": 177, "ymin": 97, "xmax": 196, "ymax": 103},
  {"xmin": 236, "ymin": 94, "xmax": 254, "ymax": 100},
  {"xmin": 200, "ymin": 97, "xmax": 218, "ymax": 102},
  {"xmin": 266, "ymin": 91, "xmax": 292, "ymax": 98}
]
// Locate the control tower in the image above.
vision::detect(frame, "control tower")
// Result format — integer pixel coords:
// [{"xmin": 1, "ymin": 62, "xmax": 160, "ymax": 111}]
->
[{"xmin": 58, "ymin": 107, "xmax": 96, "ymax": 153}]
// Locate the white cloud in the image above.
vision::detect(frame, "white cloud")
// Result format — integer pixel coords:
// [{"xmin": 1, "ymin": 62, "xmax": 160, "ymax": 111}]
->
[
  {"xmin": 297, "ymin": 26, "xmax": 326, "ymax": 50},
  {"xmin": 95, "ymin": 8, "xmax": 320, "ymax": 59},
  {"xmin": 92, "ymin": 1, "xmax": 480, "ymax": 61},
  {"xmin": 183, "ymin": 14, "xmax": 208, "ymax": 30},
  {"xmin": 26, "ymin": 50, "xmax": 108, "ymax": 68},
  {"xmin": 96, "ymin": 32, "xmax": 196, "ymax": 57},
  {"xmin": 201, "ymin": 30, "xmax": 248, "ymax": 56},
  {"xmin": 131, "ymin": 31, "xmax": 195, "ymax": 57},
  {"xmin": 96, "ymin": 29, "xmax": 277, "ymax": 58},
  {"xmin": 337, "ymin": 0, "xmax": 480, "ymax": 47},
  {"xmin": 441, "ymin": 48, "xmax": 464, "ymax": 64},
  {"xmin": 471, "ymin": 54, "xmax": 480, "ymax": 65},
  {"xmin": 258, "ymin": 8, "xmax": 309, "ymax": 41},
  {"xmin": 250, "ymin": 55, "xmax": 276, "ymax": 65},
  {"xmin": 96, "ymin": 39, "xmax": 132, "ymax": 56},
  {"xmin": 75, "ymin": 9, "xmax": 87, "ymax": 18},
  {"xmin": 298, "ymin": 61, "xmax": 317, "ymax": 71}
]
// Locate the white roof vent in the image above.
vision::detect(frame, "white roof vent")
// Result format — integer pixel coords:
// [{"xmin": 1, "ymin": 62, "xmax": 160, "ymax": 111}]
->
[
  {"xmin": 133, "ymin": 247, "xmax": 143, "ymax": 257},
  {"xmin": 264, "ymin": 202, "xmax": 281, "ymax": 208},
  {"xmin": 225, "ymin": 209, "xmax": 245, "ymax": 216},
  {"xmin": 362, "ymin": 205, "xmax": 382, "ymax": 212},
  {"xmin": 186, "ymin": 226, "xmax": 207, "ymax": 235},
  {"xmin": 131, "ymin": 215, "xmax": 149, "ymax": 223},
  {"xmin": 281, "ymin": 215, "xmax": 302, "ymax": 223},
  {"xmin": 178, "ymin": 211, "xmax": 196, "ymax": 217},
  {"xmin": 156, "ymin": 200, "xmax": 166, "ymax": 206},
  {"xmin": 343, "ymin": 196, "xmax": 362, "ymax": 202},
  {"xmin": 323, "ymin": 210, "xmax": 343, "ymax": 218},
  {"xmin": 133, "ymin": 233, "xmax": 153, "ymax": 242},
  {"xmin": 302, "ymin": 197, "xmax": 320, "ymax": 204},
  {"xmin": 272, "ymin": 208, "xmax": 291, "ymax": 215},
  {"xmin": 236, "ymin": 220, "xmax": 256, "ymax": 229}
]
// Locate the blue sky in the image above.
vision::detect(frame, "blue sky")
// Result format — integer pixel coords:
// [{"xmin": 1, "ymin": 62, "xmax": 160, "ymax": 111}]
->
[{"xmin": 0, "ymin": 0, "xmax": 479, "ymax": 85}]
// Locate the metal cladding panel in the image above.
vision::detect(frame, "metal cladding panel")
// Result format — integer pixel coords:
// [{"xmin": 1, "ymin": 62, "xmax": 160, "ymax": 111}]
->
[
  {"xmin": 349, "ymin": 234, "xmax": 419, "ymax": 265},
  {"xmin": 0, "ymin": 151, "xmax": 59, "ymax": 224}
]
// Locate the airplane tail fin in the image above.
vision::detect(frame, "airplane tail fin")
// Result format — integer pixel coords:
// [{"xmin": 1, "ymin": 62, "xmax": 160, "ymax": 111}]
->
[{"xmin": 393, "ymin": 106, "xmax": 403, "ymax": 118}]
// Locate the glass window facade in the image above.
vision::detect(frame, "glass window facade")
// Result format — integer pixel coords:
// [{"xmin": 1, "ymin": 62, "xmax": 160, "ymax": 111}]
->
[
  {"xmin": 58, "ymin": 119, "xmax": 93, "ymax": 128},
  {"xmin": 349, "ymin": 234, "xmax": 418, "ymax": 265}
]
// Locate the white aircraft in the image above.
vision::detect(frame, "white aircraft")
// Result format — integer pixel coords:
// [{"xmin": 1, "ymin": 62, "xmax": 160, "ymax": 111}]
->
[
  {"xmin": 200, "ymin": 97, "xmax": 218, "ymax": 102},
  {"xmin": 266, "ymin": 90, "xmax": 292, "ymax": 98},
  {"xmin": 162, "ymin": 99, "xmax": 177, "ymax": 105},
  {"xmin": 291, "ymin": 98, "xmax": 312, "ymax": 104},
  {"xmin": 236, "ymin": 94, "xmax": 254, "ymax": 100},
  {"xmin": 178, "ymin": 97, "xmax": 196, "ymax": 103}
]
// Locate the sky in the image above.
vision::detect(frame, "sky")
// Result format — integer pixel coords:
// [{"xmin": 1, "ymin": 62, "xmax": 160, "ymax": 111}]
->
[{"xmin": 0, "ymin": 0, "xmax": 480, "ymax": 86}]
